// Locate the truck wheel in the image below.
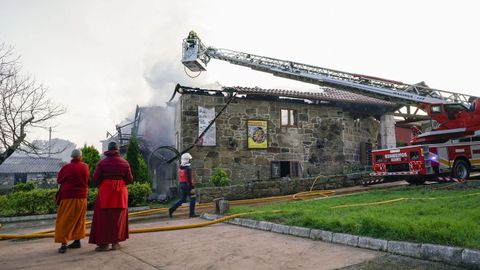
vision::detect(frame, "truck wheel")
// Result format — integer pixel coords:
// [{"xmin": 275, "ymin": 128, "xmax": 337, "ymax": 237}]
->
[{"xmin": 451, "ymin": 160, "xmax": 470, "ymax": 179}]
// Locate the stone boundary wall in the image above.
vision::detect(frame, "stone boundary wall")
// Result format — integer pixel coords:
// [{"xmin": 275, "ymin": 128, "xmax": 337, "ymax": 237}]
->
[
  {"xmin": 0, "ymin": 206, "xmax": 150, "ymax": 223},
  {"xmin": 196, "ymin": 174, "xmax": 364, "ymax": 203},
  {"xmin": 202, "ymin": 213, "xmax": 480, "ymax": 269}
]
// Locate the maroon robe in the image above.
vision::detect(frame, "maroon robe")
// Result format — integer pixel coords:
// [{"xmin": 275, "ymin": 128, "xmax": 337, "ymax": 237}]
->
[{"xmin": 89, "ymin": 150, "xmax": 133, "ymax": 245}]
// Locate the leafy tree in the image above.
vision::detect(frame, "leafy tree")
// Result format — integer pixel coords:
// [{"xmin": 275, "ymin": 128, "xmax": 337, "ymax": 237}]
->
[
  {"xmin": 138, "ymin": 157, "xmax": 148, "ymax": 183},
  {"xmin": 126, "ymin": 136, "xmax": 149, "ymax": 184},
  {"xmin": 81, "ymin": 144, "xmax": 100, "ymax": 186},
  {"xmin": 0, "ymin": 43, "xmax": 65, "ymax": 164}
]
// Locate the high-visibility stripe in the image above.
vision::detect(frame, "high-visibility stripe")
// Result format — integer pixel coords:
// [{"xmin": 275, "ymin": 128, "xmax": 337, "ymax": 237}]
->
[
  {"xmin": 471, "ymin": 159, "xmax": 480, "ymax": 165},
  {"xmin": 370, "ymin": 171, "xmax": 419, "ymax": 176},
  {"xmin": 438, "ymin": 158, "xmax": 450, "ymax": 167}
]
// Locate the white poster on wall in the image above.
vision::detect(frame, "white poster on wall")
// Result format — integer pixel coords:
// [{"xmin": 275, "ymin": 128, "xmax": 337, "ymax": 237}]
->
[{"xmin": 198, "ymin": 106, "xmax": 216, "ymax": 146}]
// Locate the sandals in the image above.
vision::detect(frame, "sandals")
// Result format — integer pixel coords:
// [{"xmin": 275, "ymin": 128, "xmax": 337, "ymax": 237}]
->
[
  {"xmin": 111, "ymin": 243, "xmax": 121, "ymax": 250},
  {"xmin": 95, "ymin": 243, "xmax": 122, "ymax": 251},
  {"xmin": 95, "ymin": 245, "xmax": 110, "ymax": 252}
]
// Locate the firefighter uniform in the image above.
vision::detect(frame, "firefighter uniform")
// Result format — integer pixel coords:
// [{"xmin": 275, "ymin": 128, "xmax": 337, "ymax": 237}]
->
[{"xmin": 168, "ymin": 153, "xmax": 198, "ymax": 218}]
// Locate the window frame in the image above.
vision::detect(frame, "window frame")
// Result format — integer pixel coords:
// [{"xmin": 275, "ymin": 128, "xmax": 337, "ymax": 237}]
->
[
  {"xmin": 280, "ymin": 109, "xmax": 298, "ymax": 127},
  {"xmin": 271, "ymin": 160, "xmax": 301, "ymax": 178}
]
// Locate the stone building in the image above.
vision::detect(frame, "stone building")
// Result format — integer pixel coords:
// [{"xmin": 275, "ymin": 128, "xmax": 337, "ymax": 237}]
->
[
  {"xmin": 174, "ymin": 85, "xmax": 397, "ymax": 186},
  {"xmin": 0, "ymin": 156, "xmax": 64, "ymax": 191}
]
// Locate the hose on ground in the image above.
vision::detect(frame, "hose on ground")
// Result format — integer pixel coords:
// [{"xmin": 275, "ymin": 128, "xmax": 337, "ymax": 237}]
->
[{"xmin": 0, "ymin": 211, "xmax": 283, "ymax": 240}]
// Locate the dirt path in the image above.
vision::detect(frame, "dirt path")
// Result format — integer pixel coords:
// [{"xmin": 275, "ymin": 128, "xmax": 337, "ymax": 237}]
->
[{"xmin": 0, "ymin": 217, "xmax": 383, "ymax": 270}]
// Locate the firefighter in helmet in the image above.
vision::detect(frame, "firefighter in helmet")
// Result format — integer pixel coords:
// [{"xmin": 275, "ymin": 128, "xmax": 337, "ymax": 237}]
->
[
  {"xmin": 187, "ymin": 30, "xmax": 198, "ymax": 48},
  {"xmin": 168, "ymin": 153, "xmax": 199, "ymax": 218}
]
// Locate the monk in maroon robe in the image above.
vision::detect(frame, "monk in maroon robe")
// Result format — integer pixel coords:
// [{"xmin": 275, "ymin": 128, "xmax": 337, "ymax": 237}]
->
[
  {"xmin": 89, "ymin": 141, "xmax": 133, "ymax": 251},
  {"xmin": 55, "ymin": 149, "xmax": 89, "ymax": 254}
]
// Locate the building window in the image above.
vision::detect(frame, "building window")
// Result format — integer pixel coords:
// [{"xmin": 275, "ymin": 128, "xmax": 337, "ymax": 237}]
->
[
  {"xmin": 271, "ymin": 161, "xmax": 300, "ymax": 178},
  {"xmin": 281, "ymin": 109, "xmax": 297, "ymax": 127},
  {"xmin": 14, "ymin": 173, "xmax": 27, "ymax": 184}
]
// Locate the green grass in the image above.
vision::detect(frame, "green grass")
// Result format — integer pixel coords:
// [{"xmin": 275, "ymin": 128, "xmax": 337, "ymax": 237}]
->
[{"xmin": 228, "ymin": 183, "xmax": 480, "ymax": 249}]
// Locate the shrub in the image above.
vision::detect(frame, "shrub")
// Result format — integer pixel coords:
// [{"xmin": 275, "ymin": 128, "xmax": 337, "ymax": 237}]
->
[
  {"xmin": 88, "ymin": 183, "xmax": 151, "ymax": 209},
  {"xmin": 128, "ymin": 182, "xmax": 152, "ymax": 206},
  {"xmin": 0, "ymin": 195, "xmax": 14, "ymax": 216},
  {"xmin": 210, "ymin": 167, "xmax": 230, "ymax": 187},
  {"xmin": 6, "ymin": 189, "xmax": 57, "ymax": 216},
  {"xmin": 87, "ymin": 188, "xmax": 98, "ymax": 210},
  {"xmin": 13, "ymin": 182, "xmax": 36, "ymax": 193},
  {"xmin": 0, "ymin": 182, "xmax": 152, "ymax": 217},
  {"xmin": 81, "ymin": 145, "xmax": 101, "ymax": 187}
]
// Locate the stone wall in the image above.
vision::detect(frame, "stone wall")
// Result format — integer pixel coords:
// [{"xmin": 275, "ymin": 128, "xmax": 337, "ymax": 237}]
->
[
  {"xmin": 178, "ymin": 94, "xmax": 380, "ymax": 185},
  {"xmin": 342, "ymin": 113, "xmax": 379, "ymax": 169},
  {"xmin": 197, "ymin": 174, "xmax": 363, "ymax": 203}
]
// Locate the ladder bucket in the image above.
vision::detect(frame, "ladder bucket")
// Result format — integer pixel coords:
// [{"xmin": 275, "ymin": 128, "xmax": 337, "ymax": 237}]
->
[{"xmin": 182, "ymin": 39, "xmax": 208, "ymax": 72}]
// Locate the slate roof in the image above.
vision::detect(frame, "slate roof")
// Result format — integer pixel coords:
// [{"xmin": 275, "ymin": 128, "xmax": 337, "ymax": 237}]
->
[
  {"xmin": 230, "ymin": 86, "xmax": 396, "ymax": 106},
  {"xmin": 0, "ymin": 157, "xmax": 64, "ymax": 174}
]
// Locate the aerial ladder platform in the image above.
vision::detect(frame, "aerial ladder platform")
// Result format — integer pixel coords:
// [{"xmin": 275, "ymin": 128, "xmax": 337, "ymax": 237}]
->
[{"xmin": 181, "ymin": 32, "xmax": 479, "ymax": 144}]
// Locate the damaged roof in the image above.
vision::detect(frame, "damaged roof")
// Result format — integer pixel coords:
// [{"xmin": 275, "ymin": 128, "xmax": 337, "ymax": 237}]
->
[
  {"xmin": 229, "ymin": 86, "xmax": 396, "ymax": 106},
  {"xmin": 176, "ymin": 84, "xmax": 397, "ymax": 108},
  {"xmin": 0, "ymin": 157, "xmax": 64, "ymax": 174}
]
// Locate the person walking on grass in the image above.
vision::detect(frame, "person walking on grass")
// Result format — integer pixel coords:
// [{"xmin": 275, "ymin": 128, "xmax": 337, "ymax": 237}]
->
[
  {"xmin": 169, "ymin": 153, "xmax": 199, "ymax": 218},
  {"xmin": 89, "ymin": 141, "xmax": 133, "ymax": 251},
  {"xmin": 54, "ymin": 149, "xmax": 89, "ymax": 254}
]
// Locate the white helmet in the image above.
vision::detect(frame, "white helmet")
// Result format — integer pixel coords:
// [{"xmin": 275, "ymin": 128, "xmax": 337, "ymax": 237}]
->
[{"xmin": 181, "ymin": 153, "xmax": 192, "ymax": 165}]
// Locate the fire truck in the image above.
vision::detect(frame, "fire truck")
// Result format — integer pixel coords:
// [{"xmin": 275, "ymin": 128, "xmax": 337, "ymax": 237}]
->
[
  {"xmin": 370, "ymin": 131, "xmax": 480, "ymax": 183},
  {"xmin": 181, "ymin": 32, "xmax": 480, "ymax": 183}
]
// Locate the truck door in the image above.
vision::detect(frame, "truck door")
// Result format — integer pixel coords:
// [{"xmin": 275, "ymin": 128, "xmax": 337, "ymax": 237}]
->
[
  {"xmin": 436, "ymin": 147, "xmax": 450, "ymax": 173},
  {"xmin": 471, "ymin": 136, "xmax": 480, "ymax": 170}
]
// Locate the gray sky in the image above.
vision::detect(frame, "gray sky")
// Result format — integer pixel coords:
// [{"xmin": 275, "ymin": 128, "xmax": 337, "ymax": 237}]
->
[{"xmin": 1, "ymin": 0, "xmax": 479, "ymax": 150}]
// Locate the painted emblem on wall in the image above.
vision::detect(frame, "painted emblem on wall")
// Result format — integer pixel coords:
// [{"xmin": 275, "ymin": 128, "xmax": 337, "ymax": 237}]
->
[{"xmin": 247, "ymin": 120, "xmax": 267, "ymax": 149}]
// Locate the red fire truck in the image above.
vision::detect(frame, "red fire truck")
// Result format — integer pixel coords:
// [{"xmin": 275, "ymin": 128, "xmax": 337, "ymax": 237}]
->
[{"xmin": 370, "ymin": 131, "xmax": 480, "ymax": 183}]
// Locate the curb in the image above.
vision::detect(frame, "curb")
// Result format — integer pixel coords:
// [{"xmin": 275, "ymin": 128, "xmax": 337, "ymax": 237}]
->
[
  {"xmin": 201, "ymin": 213, "xmax": 480, "ymax": 269},
  {"xmin": 0, "ymin": 206, "xmax": 150, "ymax": 223}
]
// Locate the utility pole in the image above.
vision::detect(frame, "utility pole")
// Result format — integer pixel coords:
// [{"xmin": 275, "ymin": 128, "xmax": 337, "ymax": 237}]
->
[{"xmin": 48, "ymin": 127, "xmax": 52, "ymax": 157}]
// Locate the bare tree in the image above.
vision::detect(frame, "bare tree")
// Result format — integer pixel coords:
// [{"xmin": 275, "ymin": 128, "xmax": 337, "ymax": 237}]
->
[{"xmin": 0, "ymin": 43, "xmax": 66, "ymax": 165}]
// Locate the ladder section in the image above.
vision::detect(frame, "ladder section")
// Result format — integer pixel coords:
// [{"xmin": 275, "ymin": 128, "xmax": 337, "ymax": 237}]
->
[{"xmin": 207, "ymin": 47, "xmax": 475, "ymax": 106}]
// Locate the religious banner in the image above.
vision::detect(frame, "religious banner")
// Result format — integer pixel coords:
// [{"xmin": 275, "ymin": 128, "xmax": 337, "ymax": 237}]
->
[
  {"xmin": 247, "ymin": 120, "xmax": 268, "ymax": 149},
  {"xmin": 198, "ymin": 106, "xmax": 216, "ymax": 146}
]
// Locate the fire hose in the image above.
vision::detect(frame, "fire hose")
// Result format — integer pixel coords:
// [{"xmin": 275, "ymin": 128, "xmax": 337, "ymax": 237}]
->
[
  {"xmin": 0, "ymin": 188, "xmax": 336, "ymax": 240},
  {"xmin": 0, "ymin": 211, "xmax": 285, "ymax": 240}
]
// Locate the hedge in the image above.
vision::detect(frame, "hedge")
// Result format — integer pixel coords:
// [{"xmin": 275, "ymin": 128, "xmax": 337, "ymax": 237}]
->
[{"xmin": 0, "ymin": 182, "xmax": 152, "ymax": 217}]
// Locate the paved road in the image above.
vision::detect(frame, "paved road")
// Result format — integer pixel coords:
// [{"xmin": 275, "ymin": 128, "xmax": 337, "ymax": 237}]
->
[
  {"xmin": 0, "ymin": 217, "xmax": 470, "ymax": 270},
  {"xmin": 1, "ymin": 217, "xmax": 384, "ymax": 270}
]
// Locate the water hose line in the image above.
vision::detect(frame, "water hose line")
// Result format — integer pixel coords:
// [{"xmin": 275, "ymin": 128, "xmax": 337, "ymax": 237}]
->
[{"xmin": 0, "ymin": 211, "xmax": 283, "ymax": 240}]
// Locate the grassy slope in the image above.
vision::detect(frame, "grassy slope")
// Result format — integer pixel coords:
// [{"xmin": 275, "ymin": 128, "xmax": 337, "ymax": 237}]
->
[{"xmin": 229, "ymin": 184, "xmax": 480, "ymax": 249}]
